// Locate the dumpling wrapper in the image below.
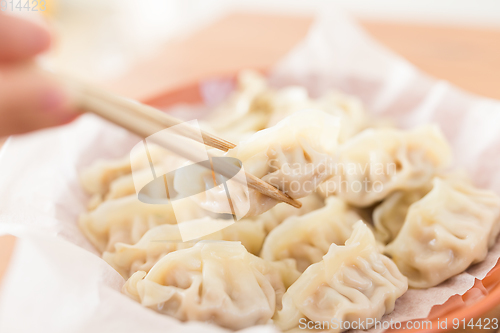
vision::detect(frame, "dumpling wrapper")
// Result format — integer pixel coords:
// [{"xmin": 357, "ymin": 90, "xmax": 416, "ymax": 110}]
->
[
  {"xmin": 205, "ymin": 71, "xmax": 379, "ymax": 144},
  {"xmin": 274, "ymin": 221, "xmax": 408, "ymax": 332},
  {"xmin": 103, "ymin": 218, "xmax": 266, "ymax": 279},
  {"xmin": 385, "ymin": 176, "xmax": 500, "ymax": 288},
  {"xmin": 79, "ymin": 195, "xmax": 205, "ymax": 253},
  {"xmin": 373, "ymin": 184, "xmax": 432, "ymax": 244},
  {"xmin": 174, "ymin": 110, "xmax": 340, "ymax": 217},
  {"xmin": 204, "ymin": 70, "xmax": 275, "ymax": 142},
  {"xmin": 123, "ymin": 241, "xmax": 289, "ymax": 330},
  {"xmin": 257, "ymin": 193, "xmax": 325, "ymax": 233},
  {"xmin": 319, "ymin": 124, "xmax": 452, "ymax": 207},
  {"xmin": 373, "ymin": 172, "xmax": 470, "ymax": 244},
  {"xmin": 261, "ymin": 196, "xmax": 361, "ymax": 272},
  {"xmin": 267, "ymin": 89, "xmax": 372, "ymax": 143},
  {"xmin": 80, "ymin": 144, "xmax": 170, "ymax": 199}
]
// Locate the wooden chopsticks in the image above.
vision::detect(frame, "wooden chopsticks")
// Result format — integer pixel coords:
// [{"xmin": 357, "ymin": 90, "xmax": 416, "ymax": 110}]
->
[{"xmin": 78, "ymin": 84, "xmax": 302, "ymax": 209}]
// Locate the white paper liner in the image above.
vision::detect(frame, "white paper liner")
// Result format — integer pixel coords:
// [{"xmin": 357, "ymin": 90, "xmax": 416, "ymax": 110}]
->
[{"xmin": 1, "ymin": 8, "xmax": 500, "ymax": 333}]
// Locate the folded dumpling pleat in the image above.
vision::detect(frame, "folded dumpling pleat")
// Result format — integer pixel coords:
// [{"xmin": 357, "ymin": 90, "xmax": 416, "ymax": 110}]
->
[
  {"xmin": 385, "ymin": 176, "xmax": 500, "ymax": 288},
  {"xmin": 319, "ymin": 125, "xmax": 452, "ymax": 207},
  {"xmin": 257, "ymin": 193, "xmax": 325, "ymax": 233},
  {"xmin": 274, "ymin": 222, "xmax": 408, "ymax": 332},
  {"xmin": 175, "ymin": 110, "xmax": 340, "ymax": 217},
  {"xmin": 123, "ymin": 241, "xmax": 287, "ymax": 330},
  {"xmin": 79, "ymin": 195, "xmax": 206, "ymax": 253},
  {"xmin": 373, "ymin": 184, "xmax": 432, "ymax": 244},
  {"xmin": 261, "ymin": 196, "xmax": 361, "ymax": 272},
  {"xmin": 80, "ymin": 144, "xmax": 171, "ymax": 205},
  {"xmin": 103, "ymin": 218, "xmax": 266, "ymax": 279}
]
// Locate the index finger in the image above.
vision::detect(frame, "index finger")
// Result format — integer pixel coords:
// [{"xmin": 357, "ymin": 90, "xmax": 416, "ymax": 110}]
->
[{"xmin": 0, "ymin": 13, "xmax": 51, "ymax": 61}]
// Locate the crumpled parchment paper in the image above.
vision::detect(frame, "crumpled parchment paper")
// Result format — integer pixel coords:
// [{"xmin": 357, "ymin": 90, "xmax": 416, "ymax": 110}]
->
[{"xmin": 1, "ymin": 8, "xmax": 500, "ymax": 333}]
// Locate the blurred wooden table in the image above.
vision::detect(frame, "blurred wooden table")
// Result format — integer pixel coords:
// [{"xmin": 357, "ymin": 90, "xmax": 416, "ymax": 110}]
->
[
  {"xmin": 1, "ymin": 16, "xmax": 500, "ymax": 328},
  {"xmin": 360, "ymin": 21, "xmax": 500, "ymax": 100}
]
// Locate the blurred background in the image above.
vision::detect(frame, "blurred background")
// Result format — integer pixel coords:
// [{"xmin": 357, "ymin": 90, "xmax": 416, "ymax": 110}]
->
[
  {"xmin": 1, "ymin": 0, "xmax": 500, "ymax": 328},
  {"xmin": 8, "ymin": 0, "xmax": 500, "ymax": 100}
]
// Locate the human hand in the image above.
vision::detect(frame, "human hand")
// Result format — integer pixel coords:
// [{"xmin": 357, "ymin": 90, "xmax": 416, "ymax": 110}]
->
[{"xmin": 0, "ymin": 13, "xmax": 78, "ymax": 137}]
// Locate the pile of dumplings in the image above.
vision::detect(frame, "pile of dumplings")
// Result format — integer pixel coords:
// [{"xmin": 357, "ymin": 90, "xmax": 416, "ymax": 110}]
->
[{"xmin": 79, "ymin": 71, "xmax": 500, "ymax": 332}]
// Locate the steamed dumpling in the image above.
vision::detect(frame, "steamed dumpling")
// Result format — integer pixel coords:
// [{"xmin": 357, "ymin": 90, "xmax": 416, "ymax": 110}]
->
[
  {"xmin": 373, "ymin": 185, "xmax": 432, "ymax": 244},
  {"xmin": 175, "ymin": 110, "xmax": 340, "ymax": 217},
  {"xmin": 319, "ymin": 125, "xmax": 452, "ymax": 207},
  {"xmin": 261, "ymin": 196, "xmax": 361, "ymax": 272},
  {"xmin": 103, "ymin": 219, "xmax": 266, "ymax": 279},
  {"xmin": 80, "ymin": 144, "xmax": 170, "ymax": 200},
  {"xmin": 385, "ymin": 177, "xmax": 500, "ymax": 288},
  {"xmin": 79, "ymin": 195, "xmax": 175, "ymax": 253},
  {"xmin": 123, "ymin": 241, "xmax": 287, "ymax": 330},
  {"xmin": 373, "ymin": 172, "xmax": 468, "ymax": 244},
  {"xmin": 274, "ymin": 222, "xmax": 408, "ymax": 332},
  {"xmin": 204, "ymin": 70, "xmax": 275, "ymax": 142},
  {"xmin": 232, "ymin": 109, "xmax": 338, "ymax": 200},
  {"xmin": 267, "ymin": 89, "xmax": 371, "ymax": 143},
  {"xmin": 79, "ymin": 195, "xmax": 205, "ymax": 253},
  {"xmin": 205, "ymin": 71, "xmax": 375, "ymax": 144},
  {"xmin": 257, "ymin": 193, "xmax": 325, "ymax": 233},
  {"xmin": 80, "ymin": 144, "xmax": 185, "ymax": 211}
]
